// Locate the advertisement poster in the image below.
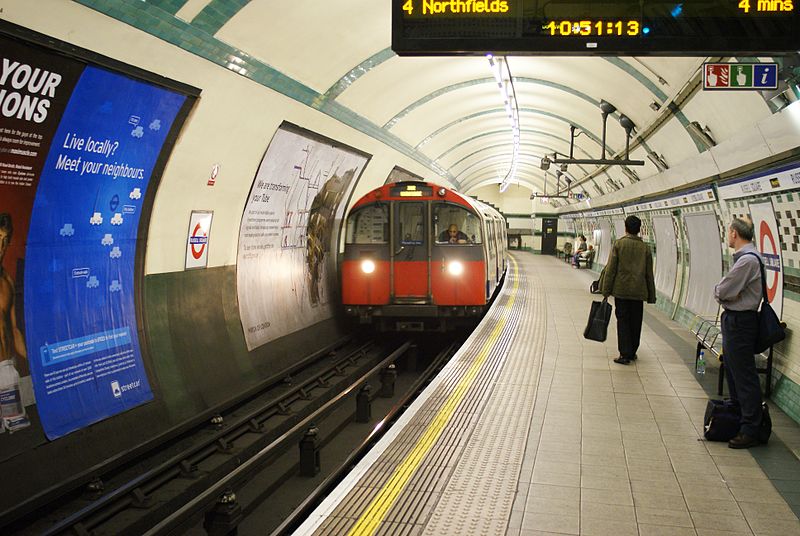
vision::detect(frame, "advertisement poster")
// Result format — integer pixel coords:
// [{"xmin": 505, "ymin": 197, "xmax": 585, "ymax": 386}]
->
[
  {"xmin": 185, "ymin": 211, "xmax": 213, "ymax": 269},
  {"xmin": 1, "ymin": 35, "xmax": 188, "ymax": 439},
  {"xmin": 237, "ymin": 124, "xmax": 369, "ymax": 351},
  {"xmin": 749, "ymin": 201, "xmax": 784, "ymax": 319}
]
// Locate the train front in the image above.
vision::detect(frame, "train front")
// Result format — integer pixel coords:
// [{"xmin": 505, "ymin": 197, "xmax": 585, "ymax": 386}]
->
[{"xmin": 341, "ymin": 181, "xmax": 492, "ymax": 331}]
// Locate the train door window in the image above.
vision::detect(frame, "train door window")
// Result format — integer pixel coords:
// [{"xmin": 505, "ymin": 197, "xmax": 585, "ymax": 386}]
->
[
  {"xmin": 345, "ymin": 203, "xmax": 389, "ymax": 244},
  {"xmin": 397, "ymin": 202, "xmax": 424, "ymax": 245},
  {"xmin": 434, "ymin": 203, "xmax": 482, "ymax": 244}
]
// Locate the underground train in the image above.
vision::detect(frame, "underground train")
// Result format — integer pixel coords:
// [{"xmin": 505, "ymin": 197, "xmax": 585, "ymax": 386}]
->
[{"xmin": 341, "ymin": 181, "xmax": 507, "ymax": 331}]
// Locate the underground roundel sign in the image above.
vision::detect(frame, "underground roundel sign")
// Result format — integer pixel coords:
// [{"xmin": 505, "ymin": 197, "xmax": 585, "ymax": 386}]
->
[
  {"xmin": 759, "ymin": 221, "xmax": 780, "ymax": 303},
  {"xmin": 186, "ymin": 211, "xmax": 213, "ymax": 269},
  {"xmin": 750, "ymin": 201, "xmax": 783, "ymax": 320}
]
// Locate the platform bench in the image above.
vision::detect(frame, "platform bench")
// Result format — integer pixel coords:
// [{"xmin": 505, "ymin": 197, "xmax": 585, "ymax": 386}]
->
[
  {"xmin": 575, "ymin": 256, "xmax": 594, "ymax": 269},
  {"xmin": 690, "ymin": 316, "xmax": 773, "ymax": 398}
]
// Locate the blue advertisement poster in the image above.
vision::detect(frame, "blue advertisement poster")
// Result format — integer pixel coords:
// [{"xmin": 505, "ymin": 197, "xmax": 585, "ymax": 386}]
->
[{"xmin": 23, "ymin": 66, "xmax": 185, "ymax": 439}]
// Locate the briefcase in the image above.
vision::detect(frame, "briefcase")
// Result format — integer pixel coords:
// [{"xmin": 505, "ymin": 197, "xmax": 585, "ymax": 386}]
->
[
  {"xmin": 703, "ymin": 399, "xmax": 740, "ymax": 442},
  {"xmin": 703, "ymin": 400, "xmax": 772, "ymax": 443},
  {"xmin": 583, "ymin": 298, "xmax": 612, "ymax": 342}
]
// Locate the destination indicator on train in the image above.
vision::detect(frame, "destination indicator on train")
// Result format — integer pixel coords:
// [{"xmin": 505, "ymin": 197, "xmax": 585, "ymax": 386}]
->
[
  {"xmin": 393, "ymin": 0, "xmax": 800, "ymax": 55},
  {"xmin": 703, "ymin": 63, "xmax": 779, "ymax": 90}
]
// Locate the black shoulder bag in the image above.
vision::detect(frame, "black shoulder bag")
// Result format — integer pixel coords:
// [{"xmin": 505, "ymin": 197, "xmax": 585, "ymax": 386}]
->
[{"xmin": 743, "ymin": 253, "xmax": 786, "ymax": 353}]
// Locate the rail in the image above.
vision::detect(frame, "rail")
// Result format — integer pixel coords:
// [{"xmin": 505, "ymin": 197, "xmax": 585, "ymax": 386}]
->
[{"xmin": 143, "ymin": 341, "xmax": 412, "ymax": 535}]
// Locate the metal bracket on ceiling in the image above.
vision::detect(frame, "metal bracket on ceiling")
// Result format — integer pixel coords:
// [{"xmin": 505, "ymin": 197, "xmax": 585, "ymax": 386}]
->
[{"xmin": 551, "ymin": 102, "xmax": 645, "ymax": 167}]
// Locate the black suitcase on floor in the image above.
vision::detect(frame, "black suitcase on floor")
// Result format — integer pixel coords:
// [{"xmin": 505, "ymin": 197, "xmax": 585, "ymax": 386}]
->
[
  {"xmin": 703, "ymin": 400, "xmax": 772, "ymax": 443},
  {"xmin": 703, "ymin": 399, "xmax": 740, "ymax": 441}
]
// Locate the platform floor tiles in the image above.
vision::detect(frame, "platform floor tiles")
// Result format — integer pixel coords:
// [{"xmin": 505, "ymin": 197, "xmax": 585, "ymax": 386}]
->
[{"xmin": 508, "ymin": 253, "xmax": 800, "ymax": 536}]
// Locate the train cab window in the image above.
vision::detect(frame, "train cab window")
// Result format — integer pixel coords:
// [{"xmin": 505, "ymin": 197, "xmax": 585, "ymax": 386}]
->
[
  {"xmin": 345, "ymin": 204, "xmax": 389, "ymax": 244},
  {"xmin": 434, "ymin": 204, "xmax": 482, "ymax": 245},
  {"xmin": 397, "ymin": 202, "xmax": 424, "ymax": 245}
]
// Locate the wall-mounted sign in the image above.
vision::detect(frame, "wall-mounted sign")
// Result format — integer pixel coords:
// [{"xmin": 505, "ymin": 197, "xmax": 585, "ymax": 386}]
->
[
  {"xmin": 703, "ymin": 63, "xmax": 778, "ymax": 90},
  {"xmin": 0, "ymin": 32, "xmax": 192, "ymax": 439},
  {"xmin": 185, "ymin": 211, "xmax": 213, "ymax": 270},
  {"xmin": 207, "ymin": 163, "xmax": 220, "ymax": 187},
  {"xmin": 749, "ymin": 201, "xmax": 784, "ymax": 319},
  {"xmin": 393, "ymin": 1, "xmax": 800, "ymax": 56},
  {"xmin": 625, "ymin": 187, "xmax": 716, "ymax": 212},
  {"xmin": 718, "ymin": 163, "xmax": 800, "ymax": 200}
]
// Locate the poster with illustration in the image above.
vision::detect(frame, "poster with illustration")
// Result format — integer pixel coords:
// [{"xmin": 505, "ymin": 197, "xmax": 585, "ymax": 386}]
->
[
  {"xmin": 237, "ymin": 123, "xmax": 370, "ymax": 351},
  {"xmin": 1, "ymin": 34, "xmax": 189, "ymax": 439}
]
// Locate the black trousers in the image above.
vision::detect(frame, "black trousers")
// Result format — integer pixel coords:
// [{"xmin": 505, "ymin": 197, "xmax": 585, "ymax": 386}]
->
[
  {"xmin": 721, "ymin": 310, "xmax": 762, "ymax": 437},
  {"xmin": 614, "ymin": 298, "xmax": 643, "ymax": 359}
]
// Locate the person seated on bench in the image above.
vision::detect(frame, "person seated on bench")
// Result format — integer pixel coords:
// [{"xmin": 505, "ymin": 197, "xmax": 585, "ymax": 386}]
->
[
  {"xmin": 572, "ymin": 235, "xmax": 587, "ymax": 265},
  {"xmin": 574, "ymin": 245, "xmax": 594, "ymax": 267}
]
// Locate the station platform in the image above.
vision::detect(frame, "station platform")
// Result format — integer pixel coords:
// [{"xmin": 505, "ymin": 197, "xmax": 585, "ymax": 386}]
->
[{"xmin": 296, "ymin": 253, "xmax": 800, "ymax": 536}]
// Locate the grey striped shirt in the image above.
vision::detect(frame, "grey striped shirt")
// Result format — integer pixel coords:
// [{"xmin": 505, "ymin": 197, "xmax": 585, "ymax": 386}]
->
[{"xmin": 714, "ymin": 243, "xmax": 763, "ymax": 312}]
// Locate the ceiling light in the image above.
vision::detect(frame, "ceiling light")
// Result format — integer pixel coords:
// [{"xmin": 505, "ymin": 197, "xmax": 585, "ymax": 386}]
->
[{"xmin": 599, "ymin": 100, "xmax": 617, "ymax": 116}]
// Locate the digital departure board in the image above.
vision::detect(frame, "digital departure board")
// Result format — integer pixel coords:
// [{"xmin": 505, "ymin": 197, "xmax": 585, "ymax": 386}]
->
[{"xmin": 392, "ymin": 0, "xmax": 800, "ymax": 55}]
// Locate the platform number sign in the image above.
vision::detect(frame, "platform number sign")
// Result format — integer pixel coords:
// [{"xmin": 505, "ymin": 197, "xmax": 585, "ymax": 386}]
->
[
  {"xmin": 703, "ymin": 63, "xmax": 778, "ymax": 90},
  {"xmin": 403, "ymin": 0, "xmax": 413, "ymax": 14}
]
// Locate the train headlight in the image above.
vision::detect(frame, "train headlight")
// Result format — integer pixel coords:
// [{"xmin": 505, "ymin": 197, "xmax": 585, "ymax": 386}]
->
[
  {"xmin": 447, "ymin": 260, "xmax": 464, "ymax": 276},
  {"xmin": 361, "ymin": 259, "xmax": 376, "ymax": 274}
]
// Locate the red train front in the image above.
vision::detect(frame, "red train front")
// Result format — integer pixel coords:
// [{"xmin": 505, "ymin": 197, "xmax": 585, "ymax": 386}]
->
[{"xmin": 342, "ymin": 181, "xmax": 507, "ymax": 331}]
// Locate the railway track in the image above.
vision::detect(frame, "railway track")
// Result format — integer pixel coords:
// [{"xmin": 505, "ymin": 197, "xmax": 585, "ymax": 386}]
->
[{"xmin": 4, "ymin": 334, "xmax": 463, "ymax": 536}]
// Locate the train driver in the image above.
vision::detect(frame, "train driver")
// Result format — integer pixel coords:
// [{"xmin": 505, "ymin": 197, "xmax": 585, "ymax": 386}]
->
[{"xmin": 439, "ymin": 224, "xmax": 469, "ymax": 244}]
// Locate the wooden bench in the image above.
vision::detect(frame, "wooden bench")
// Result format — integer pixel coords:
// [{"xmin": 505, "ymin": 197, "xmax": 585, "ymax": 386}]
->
[{"xmin": 690, "ymin": 315, "xmax": 773, "ymax": 398}]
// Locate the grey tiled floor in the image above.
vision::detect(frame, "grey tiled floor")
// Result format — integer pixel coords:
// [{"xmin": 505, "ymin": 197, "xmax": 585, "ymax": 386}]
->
[{"xmin": 509, "ymin": 254, "xmax": 800, "ymax": 536}]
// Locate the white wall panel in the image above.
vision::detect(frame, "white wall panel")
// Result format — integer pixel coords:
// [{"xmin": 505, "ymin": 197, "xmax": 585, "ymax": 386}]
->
[
  {"xmin": 683, "ymin": 213, "xmax": 722, "ymax": 318},
  {"xmin": 652, "ymin": 215, "xmax": 678, "ymax": 300}
]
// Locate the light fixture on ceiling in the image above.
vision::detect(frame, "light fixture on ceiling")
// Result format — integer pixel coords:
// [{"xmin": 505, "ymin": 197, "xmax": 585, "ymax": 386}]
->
[
  {"xmin": 647, "ymin": 152, "xmax": 669, "ymax": 172},
  {"xmin": 687, "ymin": 121, "xmax": 716, "ymax": 149},
  {"xmin": 487, "ymin": 54, "xmax": 520, "ymax": 194},
  {"xmin": 618, "ymin": 114, "xmax": 636, "ymax": 160},
  {"xmin": 649, "ymin": 101, "xmax": 661, "ymax": 111},
  {"xmin": 540, "ymin": 155, "xmax": 551, "ymax": 170}
]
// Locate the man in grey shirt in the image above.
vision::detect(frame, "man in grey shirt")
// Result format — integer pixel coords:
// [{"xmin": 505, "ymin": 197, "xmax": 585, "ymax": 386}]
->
[{"xmin": 714, "ymin": 217, "xmax": 763, "ymax": 449}]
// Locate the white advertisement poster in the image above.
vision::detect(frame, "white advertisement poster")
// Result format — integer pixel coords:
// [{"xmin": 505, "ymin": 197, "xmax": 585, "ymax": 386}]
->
[
  {"xmin": 652, "ymin": 215, "xmax": 678, "ymax": 299},
  {"xmin": 237, "ymin": 124, "xmax": 369, "ymax": 350},
  {"xmin": 597, "ymin": 220, "xmax": 612, "ymax": 266},
  {"xmin": 749, "ymin": 201, "xmax": 784, "ymax": 319},
  {"xmin": 185, "ymin": 211, "xmax": 213, "ymax": 270},
  {"xmin": 683, "ymin": 213, "xmax": 723, "ymax": 319}
]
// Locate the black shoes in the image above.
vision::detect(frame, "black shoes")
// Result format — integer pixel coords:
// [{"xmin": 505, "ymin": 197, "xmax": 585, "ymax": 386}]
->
[
  {"xmin": 728, "ymin": 433, "xmax": 760, "ymax": 449},
  {"xmin": 614, "ymin": 355, "xmax": 638, "ymax": 365}
]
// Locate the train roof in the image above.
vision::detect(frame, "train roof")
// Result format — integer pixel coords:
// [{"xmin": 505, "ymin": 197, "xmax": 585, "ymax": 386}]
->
[{"xmin": 350, "ymin": 181, "xmax": 504, "ymax": 221}]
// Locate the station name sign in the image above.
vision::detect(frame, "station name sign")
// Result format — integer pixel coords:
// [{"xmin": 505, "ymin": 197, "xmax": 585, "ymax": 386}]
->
[{"xmin": 393, "ymin": 0, "xmax": 800, "ymax": 55}]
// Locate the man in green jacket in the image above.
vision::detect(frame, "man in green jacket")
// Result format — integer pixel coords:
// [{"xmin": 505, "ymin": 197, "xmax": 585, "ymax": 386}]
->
[{"xmin": 600, "ymin": 215, "xmax": 656, "ymax": 365}]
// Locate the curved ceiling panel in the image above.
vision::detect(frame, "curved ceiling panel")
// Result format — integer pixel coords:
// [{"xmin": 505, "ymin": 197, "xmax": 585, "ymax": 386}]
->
[
  {"xmin": 79, "ymin": 0, "xmax": 792, "ymax": 202},
  {"xmin": 218, "ymin": 0, "xmax": 390, "ymax": 93}
]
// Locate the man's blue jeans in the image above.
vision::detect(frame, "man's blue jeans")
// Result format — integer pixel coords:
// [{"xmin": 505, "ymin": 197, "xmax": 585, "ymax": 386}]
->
[{"xmin": 721, "ymin": 310, "xmax": 762, "ymax": 437}]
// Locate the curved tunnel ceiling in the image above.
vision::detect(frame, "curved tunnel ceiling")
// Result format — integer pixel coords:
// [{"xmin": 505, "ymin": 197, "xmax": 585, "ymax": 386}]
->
[{"xmin": 75, "ymin": 1, "xmax": 787, "ymax": 207}]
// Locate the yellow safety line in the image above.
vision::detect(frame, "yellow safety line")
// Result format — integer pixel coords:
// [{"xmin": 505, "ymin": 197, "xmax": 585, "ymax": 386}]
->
[{"xmin": 347, "ymin": 257, "xmax": 519, "ymax": 536}]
